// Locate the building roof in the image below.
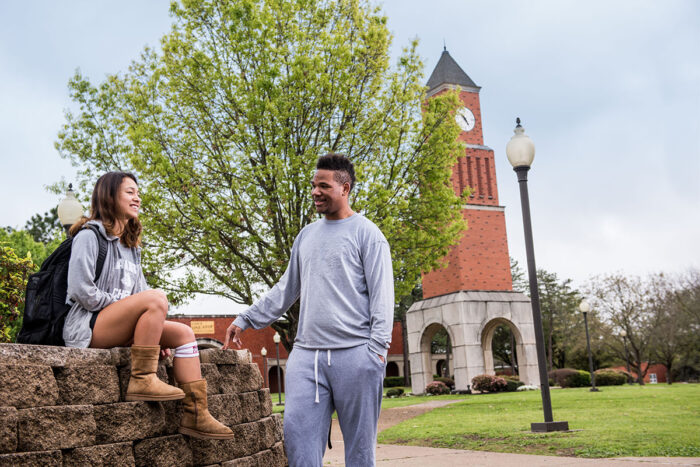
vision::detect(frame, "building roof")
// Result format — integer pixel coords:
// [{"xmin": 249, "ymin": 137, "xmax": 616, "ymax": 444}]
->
[{"xmin": 426, "ymin": 48, "xmax": 479, "ymax": 93}]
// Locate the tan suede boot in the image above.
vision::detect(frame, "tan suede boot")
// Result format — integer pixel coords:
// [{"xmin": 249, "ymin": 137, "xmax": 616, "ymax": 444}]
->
[
  {"xmin": 125, "ymin": 345, "xmax": 185, "ymax": 401},
  {"xmin": 179, "ymin": 379, "xmax": 234, "ymax": 440}
]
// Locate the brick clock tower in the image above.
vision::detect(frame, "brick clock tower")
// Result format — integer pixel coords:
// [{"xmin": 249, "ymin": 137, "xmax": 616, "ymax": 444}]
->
[
  {"xmin": 406, "ymin": 50, "xmax": 540, "ymax": 394},
  {"xmin": 422, "ymin": 48, "xmax": 513, "ymax": 298}
]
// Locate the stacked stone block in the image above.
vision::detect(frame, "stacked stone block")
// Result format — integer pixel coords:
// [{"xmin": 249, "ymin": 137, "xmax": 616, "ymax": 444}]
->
[{"xmin": 0, "ymin": 344, "xmax": 285, "ymax": 466}]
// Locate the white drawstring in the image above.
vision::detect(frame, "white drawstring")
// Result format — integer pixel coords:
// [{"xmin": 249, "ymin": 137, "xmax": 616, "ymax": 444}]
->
[
  {"xmin": 314, "ymin": 350, "xmax": 320, "ymax": 403},
  {"xmin": 327, "ymin": 349, "xmax": 331, "ymax": 367}
]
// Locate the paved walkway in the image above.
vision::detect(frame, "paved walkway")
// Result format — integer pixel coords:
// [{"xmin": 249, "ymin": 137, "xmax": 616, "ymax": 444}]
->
[{"xmin": 321, "ymin": 400, "xmax": 700, "ymax": 466}]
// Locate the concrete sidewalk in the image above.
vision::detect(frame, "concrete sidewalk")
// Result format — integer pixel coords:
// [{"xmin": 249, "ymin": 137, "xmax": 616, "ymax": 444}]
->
[
  {"xmin": 323, "ymin": 443, "xmax": 700, "ymax": 466},
  {"xmin": 321, "ymin": 400, "xmax": 700, "ymax": 466}
]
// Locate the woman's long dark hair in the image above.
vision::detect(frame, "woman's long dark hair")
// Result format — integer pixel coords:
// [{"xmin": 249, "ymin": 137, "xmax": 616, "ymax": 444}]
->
[{"xmin": 69, "ymin": 172, "xmax": 142, "ymax": 247}]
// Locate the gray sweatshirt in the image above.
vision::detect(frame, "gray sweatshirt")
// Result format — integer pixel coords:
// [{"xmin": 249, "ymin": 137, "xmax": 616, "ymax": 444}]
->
[
  {"xmin": 233, "ymin": 213, "xmax": 395, "ymax": 357},
  {"xmin": 63, "ymin": 220, "xmax": 148, "ymax": 348}
]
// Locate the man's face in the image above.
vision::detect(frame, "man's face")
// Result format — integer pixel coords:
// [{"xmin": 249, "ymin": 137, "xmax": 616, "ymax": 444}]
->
[{"xmin": 311, "ymin": 169, "xmax": 349, "ymax": 218}]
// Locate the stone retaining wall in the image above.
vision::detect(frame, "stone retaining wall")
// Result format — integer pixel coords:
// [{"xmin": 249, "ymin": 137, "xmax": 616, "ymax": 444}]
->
[{"xmin": 0, "ymin": 344, "xmax": 286, "ymax": 466}]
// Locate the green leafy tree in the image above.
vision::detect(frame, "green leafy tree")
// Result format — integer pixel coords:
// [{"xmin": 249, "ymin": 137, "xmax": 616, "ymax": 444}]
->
[
  {"xmin": 55, "ymin": 0, "xmax": 466, "ymax": 350},
  {"xmin": 25, "ymin": 207, "xmax": 62, "ymax": 244},
  {"xmin": 0, "ymin": 245, "xmax": 35, "ymax": 342},
  {"xmin": 0, "ymin": 229, "xmax": 62, "ymax": 342}
]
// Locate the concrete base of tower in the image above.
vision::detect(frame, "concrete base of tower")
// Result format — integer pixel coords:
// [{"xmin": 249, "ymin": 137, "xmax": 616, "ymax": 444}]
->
[{"xmin": 406, "ymin": 290, "xmax": 540, "ymax": 394}]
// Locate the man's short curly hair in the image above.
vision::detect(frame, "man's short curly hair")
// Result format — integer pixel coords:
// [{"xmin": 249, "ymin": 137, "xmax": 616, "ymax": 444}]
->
[{"xmin": 316, "ymin": 153, "xmax": 356, "ymax": 190}]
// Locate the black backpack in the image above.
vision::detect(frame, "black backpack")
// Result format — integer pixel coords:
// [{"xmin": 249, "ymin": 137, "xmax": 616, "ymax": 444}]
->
[{"xmin": 16, "ymin": 224, "xmax": 107, "ymax": 346}]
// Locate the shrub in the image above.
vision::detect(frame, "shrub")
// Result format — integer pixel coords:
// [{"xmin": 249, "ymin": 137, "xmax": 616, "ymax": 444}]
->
[
  {"xmin": 0, "ymin": 244, "xmax": 36, "ymax": 343},
  {"xmin": 425, "ymin": 381, "xmax": 450, "ymax": 395},
  {"xmin": 433, "ymin": 376, "xmax": 455, "ymax": 389},
  {"xmin": 504, "ymin": 379, "xmax": 525, "ymax": 392},
  {"xmin": 595, "ymin": 369, "xmax": 627, "ymax": 386},
  {"xmin": 471, "ymin": 374, "xmax": 508, "ymax": 393},
  {"xmin": 386, "ymin": 388, "xmax": 404, "ymax": 397},
  {"xmin": 383, "ymin": 376, "xmax": 405, "ymax": 388},
  {"xmin": 549, "ymin": 369, "xmax": 591, "ymax": 388}
]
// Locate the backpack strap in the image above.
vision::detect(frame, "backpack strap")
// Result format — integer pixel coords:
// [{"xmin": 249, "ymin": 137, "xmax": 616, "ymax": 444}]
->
[{"xmin": 83, "ymin": 224, "xmax": 108, "ymax": 282}]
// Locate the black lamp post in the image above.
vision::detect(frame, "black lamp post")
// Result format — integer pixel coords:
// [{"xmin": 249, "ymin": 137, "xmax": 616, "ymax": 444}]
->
[
  {"xmin": 261, "ymin": 346, "xmax": 268, "ymax": 389},
  {"xmin": 57, "ymin": 184, "xmax": 83, "ymax": 235},
  {"xmin": 506, "ymin": 118, "xmax": 569, "ymax": 432},
  {"xmin": 579, "ymin": 299, "xmax": 599, "ymax": 392},
  {"xmin": 273, "ymin": 332, "xmax": 283, "ymax": 405}
]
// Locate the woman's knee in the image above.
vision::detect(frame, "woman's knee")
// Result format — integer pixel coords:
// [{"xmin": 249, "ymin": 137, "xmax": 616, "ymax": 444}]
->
[{"xmin": 143, "ymin": 289, "xmax": 169, "ymax": 315}]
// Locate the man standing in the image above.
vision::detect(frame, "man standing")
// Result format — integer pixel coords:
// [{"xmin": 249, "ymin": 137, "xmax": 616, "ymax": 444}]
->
[{"xmin": 223, "ymin": 153, "xmax": 394, "ymax": 466}]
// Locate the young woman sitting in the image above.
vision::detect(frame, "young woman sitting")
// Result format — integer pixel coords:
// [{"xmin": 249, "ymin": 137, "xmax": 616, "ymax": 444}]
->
[{"xmin": 62, "ymin": 171, "xmax": 233, "ymax": 440}]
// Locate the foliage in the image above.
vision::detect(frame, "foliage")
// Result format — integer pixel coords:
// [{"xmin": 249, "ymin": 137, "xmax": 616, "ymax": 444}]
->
[
  {"xmin": 24, "ymin": 207, "xmax": 62, "ymax": 244},
  {"xmin": 425, "ymin": 381, "xmax": 450, "ymax": 395},
  {"xmin": 503, "ymin": 377, "xmax": 524, "ymax": 392},
  {"xmin": 433, "ymin": 376, "xmax": 454, "ymax": 389},
  {"xmin": 549, "ymin": 368, "xmax": 590, "ymax": 388},
  {"xmin": 594, "ymin": 369, "xmax": 626, "ymax": 386},
  {"xmin": 385, "ymin": 387, "xmax": 404, "ymax": 397},
  {"xmin": 492, "ymin": 324, "xmax": 517, "ymax": 374},
  {"xmin": 56, "ymin": 0, "xmax": 467, "ymax": 350},
  {"xmin": 0, "ymin": 229, "xmax": 62, "ymax": 268},
  {"xmin": 585, "ymin": 271, "xmax": 700, "ymax": 385},
  {"xmin": 383, "ymin": 376, "xmax": 405, "ymax": 388},
  {"xmin": 378, "ymin": 384, "xmax": 700, "ymax": 458},
  {"xmin": 0, "ymin": 244, "xmax": 36, "ymax": 342},
  {"xmin": 471, "ymin": 374, "xmax": 507, "ymax": 393}
]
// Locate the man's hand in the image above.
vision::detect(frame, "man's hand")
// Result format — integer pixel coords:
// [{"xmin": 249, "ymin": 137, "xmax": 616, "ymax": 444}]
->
[
  {"xmin": 222, "ymin": 322, "xmax": 243, "ymax": 350},
  {"xmin": 378, "ymin": 354, "xmax": 385, "ymax": 363}
]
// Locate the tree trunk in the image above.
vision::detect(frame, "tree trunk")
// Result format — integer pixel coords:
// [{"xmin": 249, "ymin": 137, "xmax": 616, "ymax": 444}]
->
[{"xmin": 445, "ymin": 335, "xmax": 451, "ymax": 378}]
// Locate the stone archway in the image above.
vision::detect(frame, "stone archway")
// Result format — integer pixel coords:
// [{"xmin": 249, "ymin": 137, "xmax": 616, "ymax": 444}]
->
[
  {"xmin": 196, "ymin": 337, "xmax": 223, "ymax": 349},
  {"xmin": 406, "ymin": 291, "xmax": 539, "ymax": 394}
]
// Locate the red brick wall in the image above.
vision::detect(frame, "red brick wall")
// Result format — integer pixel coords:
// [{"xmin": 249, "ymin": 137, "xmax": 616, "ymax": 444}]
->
[{"xmin": 612, "ymin": 363, "xmax": 668, "ymax": 383}]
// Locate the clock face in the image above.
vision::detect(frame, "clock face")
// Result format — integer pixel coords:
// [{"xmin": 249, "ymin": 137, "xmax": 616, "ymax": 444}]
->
[{"xmin": 455, "ymin": 107, "xmax": 475, "ymax": 132}]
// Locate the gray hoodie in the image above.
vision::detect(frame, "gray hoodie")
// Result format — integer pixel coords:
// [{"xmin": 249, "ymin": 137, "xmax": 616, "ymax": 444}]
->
[
  {"xmin": 233, "ymin": 213, "xmax": 394, "ymax": 357},
  {"xmin": 62, "ymin": 220, "xmax": 148, "ymax": 348}
]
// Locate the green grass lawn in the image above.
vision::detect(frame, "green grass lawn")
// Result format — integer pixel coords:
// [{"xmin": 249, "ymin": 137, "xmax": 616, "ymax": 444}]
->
[{"xmin": 377, "ymin": 384, "xmax": 700, "ymax": 458}]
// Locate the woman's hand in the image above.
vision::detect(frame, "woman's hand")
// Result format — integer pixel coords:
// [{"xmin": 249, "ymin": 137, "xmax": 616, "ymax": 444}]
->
[{"xmin": 159, "ymin": 348, "xmax": 171, "ymax": 360}]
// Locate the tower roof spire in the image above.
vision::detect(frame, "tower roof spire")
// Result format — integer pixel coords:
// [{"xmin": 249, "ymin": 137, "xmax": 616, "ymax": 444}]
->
[{"xmin": 426, "ymin": 48, "xmax": 479, "ymax": 93}]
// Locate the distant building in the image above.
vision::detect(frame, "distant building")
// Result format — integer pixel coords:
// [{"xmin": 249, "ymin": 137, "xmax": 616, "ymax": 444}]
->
[{"xmin": 611, "ymin": 362, "xmax": 668, "ymax": 383}]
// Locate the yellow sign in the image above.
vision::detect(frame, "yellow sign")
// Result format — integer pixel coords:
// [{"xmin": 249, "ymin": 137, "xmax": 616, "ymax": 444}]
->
[{"xmin": 190, "ymin": 320, "xmax": 215, "ymax": 334}]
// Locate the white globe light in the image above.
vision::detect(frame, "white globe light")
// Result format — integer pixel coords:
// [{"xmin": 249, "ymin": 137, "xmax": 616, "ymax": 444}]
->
[
  {"xmin": 579, "ymin": 299, "xmax": 591, "ymax": 313},
  {"xmin": 57, "ymin": 184, "xmax": 84, "ymax": 227},
  {"xmin": 273, "ymin": 332, "xmax": 281, "ymax": 344},
  {"xmin": 505, "ymin": 119, "xmax": 536, "ymax": 168}
]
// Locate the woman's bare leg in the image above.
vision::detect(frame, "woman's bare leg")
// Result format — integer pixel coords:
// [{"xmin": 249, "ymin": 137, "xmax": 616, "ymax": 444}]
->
[
  {"xmin": 90, "ymin": 289, "xmax": 169, "ymax": 348},
  {"xmin": 160, "ymin": 321, "xmax": 202, "ymax": 384}
]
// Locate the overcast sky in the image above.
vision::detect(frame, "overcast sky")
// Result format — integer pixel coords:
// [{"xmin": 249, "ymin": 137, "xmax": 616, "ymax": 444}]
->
[{"xmin": 1, "ymin": 1, "xmax": 698, "ymax": 314}]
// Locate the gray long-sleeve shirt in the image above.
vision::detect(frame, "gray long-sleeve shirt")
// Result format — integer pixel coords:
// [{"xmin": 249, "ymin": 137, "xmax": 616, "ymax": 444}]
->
[
  {"xmin": 233, "ymin": 213, "xmax": 395, "ymax": 357},
  {"xmin": 63, "ymin": 220, "xmax": 148, "ymax": 348}
]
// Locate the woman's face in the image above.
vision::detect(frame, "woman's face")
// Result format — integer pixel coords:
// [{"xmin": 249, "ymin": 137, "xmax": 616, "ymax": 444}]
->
[{"xmin": 117, "ymin": 177, "xmax": 141, "ymax": 220}]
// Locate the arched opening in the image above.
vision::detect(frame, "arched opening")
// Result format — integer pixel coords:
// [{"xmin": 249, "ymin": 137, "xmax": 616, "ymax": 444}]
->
[
  {"xmin": 419, "ymin": 323, "xmax": 453, "ymax": 384},
  {"xmin": 492, "ymin": 324, "xmax": 518, "ymax": 376},
  {"xmin": 386, "ymin": 361, "xmax": 399, "ymax": 377},
  {"xmin": 196, "ymin": 338, "xmax": 223, "ymax": 349},
  {"xmin": 482, "ymin": 318, "xmax": 523, "ymax": 378},
  {"xmin": 269, "ymin": 366, "xmax": 285, "ymax": 394}
]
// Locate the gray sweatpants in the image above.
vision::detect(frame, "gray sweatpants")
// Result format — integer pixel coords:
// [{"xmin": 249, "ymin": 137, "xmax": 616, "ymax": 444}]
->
[{"xmin": 283, "ymin": 344, "xmax": 386, "ymax": 467}]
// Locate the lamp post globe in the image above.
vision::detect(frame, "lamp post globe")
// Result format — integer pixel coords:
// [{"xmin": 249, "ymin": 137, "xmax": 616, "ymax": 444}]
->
[
  {"xmin": 261, "ymin": 347, "xmax": 268, "ymax": 389},
  {"xmin": 579, "ymin": 299, "xmax": 599, "ymax": 392},
  {"xmin": 507, "ymin": 118, "xmax": 568, "ymax": 432},
  {"xmin": 272, "ymin": 332, "xmax": 283, "ymax": 405},
  {"xmin": 506, "ymin": 118, "xmax": 535, "ymax": 169},
  {"xmin": 57, "ymin": 184, "xmax": 84, "ymax": 234}
]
